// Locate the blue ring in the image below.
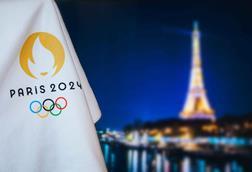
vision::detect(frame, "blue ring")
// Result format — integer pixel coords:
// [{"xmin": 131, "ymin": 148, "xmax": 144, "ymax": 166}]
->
[{"xmin": 29, "ymin": 100, "xmax": 42, "ymax": 114}]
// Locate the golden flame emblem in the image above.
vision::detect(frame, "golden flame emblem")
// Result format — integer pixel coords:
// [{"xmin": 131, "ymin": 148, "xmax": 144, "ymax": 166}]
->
[{"xmin": 20, "ymin": 32, "xmax": 65, "ymax": 79}]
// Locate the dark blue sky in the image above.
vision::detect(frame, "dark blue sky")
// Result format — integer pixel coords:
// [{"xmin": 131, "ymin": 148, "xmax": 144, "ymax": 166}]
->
[{"xmin": 57, "ymin": 0, "xmax": 252, "ymax": 129}]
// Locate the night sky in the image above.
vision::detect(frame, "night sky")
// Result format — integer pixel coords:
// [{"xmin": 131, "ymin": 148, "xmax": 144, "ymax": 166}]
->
[{"xmin": 57, "ymin": 0, "xmax": 252, "ymax": 129}]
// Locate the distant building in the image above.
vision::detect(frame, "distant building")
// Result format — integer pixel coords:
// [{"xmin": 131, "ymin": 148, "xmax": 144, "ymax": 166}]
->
[{"xmin": 180, "ymin": 21, "xmax": 215, "ymax": 120}]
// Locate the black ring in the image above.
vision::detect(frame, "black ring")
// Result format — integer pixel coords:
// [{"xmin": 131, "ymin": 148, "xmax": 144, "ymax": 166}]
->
[{"xmin": 42, "ymin": 98, "xmax": 55, "ymax": 111}]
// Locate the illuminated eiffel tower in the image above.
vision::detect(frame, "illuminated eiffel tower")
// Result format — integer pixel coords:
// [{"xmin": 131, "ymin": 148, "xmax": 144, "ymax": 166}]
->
[{"xmin": 180, "ymin": 21, "xmax": 215, "ymax": 121}]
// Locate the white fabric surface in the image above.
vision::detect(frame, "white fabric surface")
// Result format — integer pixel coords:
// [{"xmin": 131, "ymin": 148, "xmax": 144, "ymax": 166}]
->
[{"xmin": 0, "ymin": 0, "xmax": 107, "ymax": 171}]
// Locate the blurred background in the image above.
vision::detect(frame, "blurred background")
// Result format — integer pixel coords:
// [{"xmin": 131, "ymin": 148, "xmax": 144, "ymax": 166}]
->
[{"xmin": 57, "ymin": 0, "xmax": 252, "ymax": 171}]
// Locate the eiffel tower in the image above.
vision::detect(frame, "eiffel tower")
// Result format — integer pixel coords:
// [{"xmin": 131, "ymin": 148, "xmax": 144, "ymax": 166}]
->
[{"xmin": 180, "ymin": 21, "xmax": 215, "ymax": 121}]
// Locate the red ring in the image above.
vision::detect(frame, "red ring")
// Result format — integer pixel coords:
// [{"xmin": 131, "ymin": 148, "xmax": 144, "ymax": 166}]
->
[{"xmin": 55, "ymin": 97, "xmax": 68, "ymax": 110}]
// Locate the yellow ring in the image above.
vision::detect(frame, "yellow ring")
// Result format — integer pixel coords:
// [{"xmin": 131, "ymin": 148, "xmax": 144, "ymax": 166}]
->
[
  {"xmin": 36, "ymin": 106, "xmax": 49, "ymax": 119},
  {"xmin": 38, "ymin": 111, "xmax": 49, "ymax": 119}
]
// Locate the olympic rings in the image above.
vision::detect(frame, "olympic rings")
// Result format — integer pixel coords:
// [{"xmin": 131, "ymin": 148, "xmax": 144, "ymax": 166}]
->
[
  {"xmin": 30, "ymin": 101, "xmax": 42, "ymax": 114},
  {"xmin": 38, "ymin": 111, "xmax": 49, "ymax": 119},
  {"xmin": 42, "ymin": 99, "xmax": 55, "ymax": 111},
  {"xmin": 29, "ymin": 97, "xmax": 68, "ymax": 118},
  {"xmin": 50, "ymin": 104, "xmax": 62, "ymax": 116},
  {"xmin": 55, "ymin": 97, "xmax": 67, "ymax": 110}
]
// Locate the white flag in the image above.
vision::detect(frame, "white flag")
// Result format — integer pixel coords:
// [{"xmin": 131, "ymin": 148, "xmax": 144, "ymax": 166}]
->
[{"xmin": 0, "ymin": 0, "xmax": 107, "ymax": 171}]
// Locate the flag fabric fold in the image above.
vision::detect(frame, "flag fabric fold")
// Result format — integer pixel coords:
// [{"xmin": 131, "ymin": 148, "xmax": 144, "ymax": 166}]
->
[{"xmin": 0, "ymin": 0, "xmax": 107, "ymax": 171}]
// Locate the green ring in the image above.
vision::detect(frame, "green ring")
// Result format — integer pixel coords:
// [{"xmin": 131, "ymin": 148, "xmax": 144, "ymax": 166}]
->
[{"xmin": 50, "ymin": 103, "xmax": 62, "ymax": 116}]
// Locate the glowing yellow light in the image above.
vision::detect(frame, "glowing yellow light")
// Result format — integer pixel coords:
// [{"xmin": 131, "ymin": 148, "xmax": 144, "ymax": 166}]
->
[
  {"xmin": 202, "ymin": 124, "xmax": 218, "ymax": 132},
  {"xmin": 149, "ymin": 129, "xmax": 159, "ymax": 136},
  {"xmin": 164, "ymin": 127, "xmax": 172, "ymax": 135},
  {"xmin": 126, "ymin": 133, "xmax": 133, "ymax": 141}
]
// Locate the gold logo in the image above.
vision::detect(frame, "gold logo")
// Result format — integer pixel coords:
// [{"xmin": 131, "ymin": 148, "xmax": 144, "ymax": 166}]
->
[{"xmin": 20, "ymin": 32, "xmax": 65, "ymax": 79}]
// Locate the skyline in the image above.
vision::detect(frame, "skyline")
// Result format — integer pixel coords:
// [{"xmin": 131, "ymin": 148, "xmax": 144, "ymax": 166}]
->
[{"xmin": 58, "ymin": 0, "xmax": 252, "ymax": 129}]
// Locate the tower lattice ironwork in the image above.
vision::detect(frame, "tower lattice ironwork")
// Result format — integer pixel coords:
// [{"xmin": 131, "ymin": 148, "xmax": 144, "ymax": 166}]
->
[{"xmin": 180, "ymin": 21, "xmax": 215, "ymax": 120}]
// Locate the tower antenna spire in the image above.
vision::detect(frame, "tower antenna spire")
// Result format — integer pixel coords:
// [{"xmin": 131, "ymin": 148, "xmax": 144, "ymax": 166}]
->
[{"xmin": 193, "ymin": 20, "xmax": 199, "ymax": 31}]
